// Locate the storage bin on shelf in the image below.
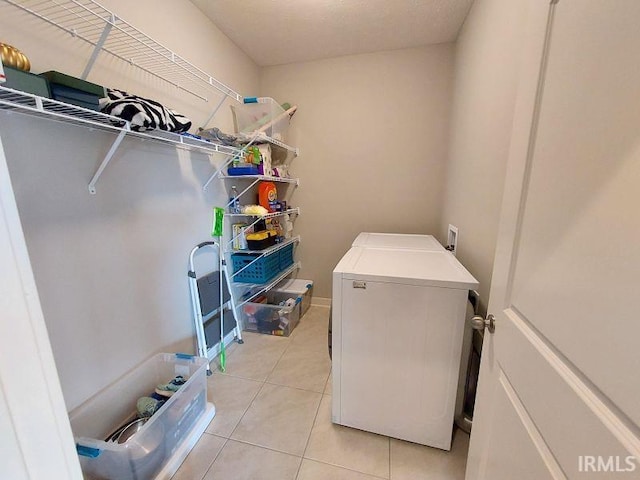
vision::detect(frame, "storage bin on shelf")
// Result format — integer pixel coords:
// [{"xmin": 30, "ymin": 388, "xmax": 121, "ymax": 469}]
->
[
  {"xmin": 70, "ymin": 353, "xmax": 210, "ymax": 480},
  {"xmin": 242, "ymin": 290, "xmax": 301, "ymax": 336},
  {"xmin": 279, "ymin": 242, "xmax": 295, "ymax": 270},
  {"xmin": 3, "ymin": 66, "xmax": 51, "ymax": 98},
  {"xmin": 271, "ymin": 278, "xmax": 314, "ymax": 318},
  {"xmin": 39, "ymin": 71, "xmax": 105, "ymax": 111},
  {"xmin": 231, "ymin": 243, "xmax": 295, "ymax": 284},
  {"xmin": 230, "ymin": 97, "xmax": 292, "ymax": 141},
  {"xmin": 246, "ymin": 230, "xmax": 277, "ymax": 250}
]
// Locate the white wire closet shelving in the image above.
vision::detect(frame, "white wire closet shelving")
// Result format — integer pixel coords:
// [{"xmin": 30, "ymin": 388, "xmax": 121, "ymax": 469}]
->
[
  {"xmin": 0, "ymin": 85, "xmax": 244, "ymax": 193},
  {"xmin": 233, "ymin": 261, "xmax": 302, "ymax": 310},
  {"xmin": 228, "ymin": 235, "xmax": 300, "ymax": 278},
  {"xmin": 237, "ymin": 235, "xmax": 301, "ymax": 257},
  {"xmin": 219, "ymin": 174, "xmax": 299, "ymax": 185},
  {"xmin": 244, "ymin": 133, "xmax": 299, "ymax": 156},
  {"xmin": 1, "ymin": 0, "xmax": 244, "ymax": 104},
  {"xmin": 224, "ymin": 207, "xmax": 300, "ymax": 221},
  {"xmin": 1, "ymin": 0, "xmax": 301, "ymax": 190}
]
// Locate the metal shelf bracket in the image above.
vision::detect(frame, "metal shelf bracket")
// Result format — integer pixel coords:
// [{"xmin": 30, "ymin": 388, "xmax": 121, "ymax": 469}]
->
[{"xmin": 88, "ymin": 125, "xmax": 129, "ymax": 194}]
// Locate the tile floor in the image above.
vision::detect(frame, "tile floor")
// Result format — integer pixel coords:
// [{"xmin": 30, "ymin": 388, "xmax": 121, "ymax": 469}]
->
[{"xmin": 172, "ymin": 306, "xmax": 469, "ymax": 480}]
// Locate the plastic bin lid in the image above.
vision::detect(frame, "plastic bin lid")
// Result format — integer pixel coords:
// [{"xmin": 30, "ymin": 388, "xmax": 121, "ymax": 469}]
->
[
  {"xmin": 272, "ymin": 278, "xmax": 313, "ymax": 294},
  {"xmin": 352, "ymin": 232, "xmax": 445, "ymax": 251},
  {"xmin": 334, "ymin": 247, "xmax": 478, "ymax": 290}
]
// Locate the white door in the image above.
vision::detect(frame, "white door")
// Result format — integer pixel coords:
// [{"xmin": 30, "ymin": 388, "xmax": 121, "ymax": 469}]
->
[{"xmin": 466, "ymin": 1, "xmax": 640, "ymax": 478}]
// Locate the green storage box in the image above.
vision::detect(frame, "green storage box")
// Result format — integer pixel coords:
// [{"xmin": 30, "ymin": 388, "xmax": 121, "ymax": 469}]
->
[
  {"xmin": 3, "ymin": 66, "xmax": 51, "ymax": 98},
  {"xmin": 39, "ymin": 70, "xmax": 105, "ymax": 97}
]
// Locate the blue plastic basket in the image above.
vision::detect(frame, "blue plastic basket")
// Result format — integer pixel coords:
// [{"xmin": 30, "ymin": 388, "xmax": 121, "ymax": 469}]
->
[
  {"xmin": 231, "ymin": 249, "xmax": 281, "ymax": 283},
  {"xmin": 279, "ymin": 243, "xmax": 294, "ymax": 270},
  {"xmin": 231, "ymin": 243, "xmax": 296, "ymax": 284}
]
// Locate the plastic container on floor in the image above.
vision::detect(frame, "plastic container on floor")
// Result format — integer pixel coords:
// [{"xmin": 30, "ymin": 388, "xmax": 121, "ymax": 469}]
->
[
  {"xmin": 242, "ymin": 292, "xmax": 301, "ymax": 336},
  {"xmin": 271, "ymin": 278, "xmax": 314, "ymax": 318},
  {"xmin": 70, "ymin": 353, "xmax": 209, "ymax": 480}
]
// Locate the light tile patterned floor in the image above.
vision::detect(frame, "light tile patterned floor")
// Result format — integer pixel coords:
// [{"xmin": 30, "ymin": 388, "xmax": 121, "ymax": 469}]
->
[{"xmin": 172, "ymin": 306, "xmax": 469, "ymax": 480}]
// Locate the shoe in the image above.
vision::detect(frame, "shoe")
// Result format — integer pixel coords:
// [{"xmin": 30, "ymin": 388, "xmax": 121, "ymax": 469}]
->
[
  {"xmin": 155, "ymin": 375, "xmax": 187, "ymax": 398},
  {"xmin": 136, "ymin": 396, "xmax": 165, "ymax": 417}
]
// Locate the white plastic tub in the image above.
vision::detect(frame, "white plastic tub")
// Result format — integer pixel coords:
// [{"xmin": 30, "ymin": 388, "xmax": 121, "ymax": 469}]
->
[{"xmin": 70, "ymin": 353, "xmax": 212, "ymax": 480}]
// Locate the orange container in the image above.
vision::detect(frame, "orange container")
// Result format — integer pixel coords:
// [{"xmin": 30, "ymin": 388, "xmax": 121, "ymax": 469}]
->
[{"xmin": 258, "ymin": 181, "xmax": 277, "ymax": 212}]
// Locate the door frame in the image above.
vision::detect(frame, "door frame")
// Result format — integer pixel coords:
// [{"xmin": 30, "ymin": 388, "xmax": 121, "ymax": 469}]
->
[
  {"xmin": 466, "ymin": 0, "xmax": 640, "ymax": 477},
  {"xmin": 0, "ymin": 135, "xmax": 83, "ymax": 479}
]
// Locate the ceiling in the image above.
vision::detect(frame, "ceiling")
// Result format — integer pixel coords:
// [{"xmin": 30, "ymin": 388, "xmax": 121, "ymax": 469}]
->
[{"xmin": 191, "ymin": 0, "xmax": 475, "ymax": 67}]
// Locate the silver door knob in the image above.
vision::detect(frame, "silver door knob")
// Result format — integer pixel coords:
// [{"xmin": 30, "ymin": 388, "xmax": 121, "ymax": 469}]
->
[{"xmin": 471, "ymin": 314, "xmax": 495, "ymax": 334}]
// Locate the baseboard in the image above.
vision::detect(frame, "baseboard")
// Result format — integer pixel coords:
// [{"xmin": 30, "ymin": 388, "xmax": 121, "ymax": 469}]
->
[{"xmin": 311, "ymin": 297, "xmax": 331, "ymax": 307}]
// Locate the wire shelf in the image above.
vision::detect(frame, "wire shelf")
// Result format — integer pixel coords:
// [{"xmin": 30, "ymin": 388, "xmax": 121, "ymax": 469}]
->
[
  {"xmin": 219, "ymin": 174, "xmax": 299, "ymax": 185},
  {"xmin": 237, "ymin": 132, "xmax": 299, "ymax": 156},
  {"xmin": 0, "ymin": 84, "xmax": 125, "ymax": 130},
  {"xmin": 0, "ymin": 86, "xmax": 245, "ymax": 193},
  {"xmin": 1, "ymin": 0, "xmax": 244, "ymax": 103},
  {"xmin": 232, "ymin": 261, "xmax": 302, "ymax": 310},
  {"xmin": 133, "ymin": 130, "xmax": 242, "ymax": 157},
  {"xmin": 237, "ymin": 235, "xmax": 300, "ymax": 256},
  {"xmin": 0, "ymin": 86, "xmax": 243, "ymax": 157},
  {"xmin": 225, "ymin": 207, "xmax": 300, "ymax": 220}
]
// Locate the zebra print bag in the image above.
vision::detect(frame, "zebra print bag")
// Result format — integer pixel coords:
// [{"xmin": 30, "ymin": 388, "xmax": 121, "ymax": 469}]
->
[{"xmin": 99, "ymin": 89, "xmax": 192, "ymax": 133}]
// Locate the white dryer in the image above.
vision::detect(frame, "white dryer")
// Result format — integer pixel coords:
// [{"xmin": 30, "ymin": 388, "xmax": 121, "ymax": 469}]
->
[
  {"xmin": 351, "ymin": 232, "xmax": 445, "ymax": 251},
  {"xmin": 331, "ymin": 243, "xmax": 478, "ymax": 450}
]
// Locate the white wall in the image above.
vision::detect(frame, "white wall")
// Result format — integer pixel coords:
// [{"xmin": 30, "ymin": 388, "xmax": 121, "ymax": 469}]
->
[
  {"xmin": 261, "ymin": 45, "xmax": 455, "ymax": 298},
  {"xmin": 439, "ymin": 0, "xmax": 528, "ymax": 313},
  {"xmin": 0, "ymin": 0, "xmax": 259, "ymax": 411}
]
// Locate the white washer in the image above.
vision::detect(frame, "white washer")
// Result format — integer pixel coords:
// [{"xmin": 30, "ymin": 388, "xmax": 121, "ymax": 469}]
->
[
  {"xmin": 352, "ymin": 232, "xmax": 445, "ymax": 251},
  {"xmin": 331, "ymin": 244, "xmax": 478, "ymax": 450}
]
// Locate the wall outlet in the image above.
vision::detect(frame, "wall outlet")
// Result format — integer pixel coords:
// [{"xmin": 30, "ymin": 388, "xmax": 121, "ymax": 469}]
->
[{"xmin": 447, "ymin": 224, "xmax": 458, "ymax": 256}]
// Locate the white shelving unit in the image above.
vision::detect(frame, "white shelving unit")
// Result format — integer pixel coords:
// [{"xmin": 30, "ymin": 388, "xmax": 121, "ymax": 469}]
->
[{"xmin": 222, "ymin": 197, "xmax": 302, "ymax": 315}]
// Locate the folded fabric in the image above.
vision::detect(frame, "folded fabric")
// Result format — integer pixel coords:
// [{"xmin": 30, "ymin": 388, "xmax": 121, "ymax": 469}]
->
[
  {"xmin": 100, "ymin": 89, "xmax": 192, "ymax": 133},
  {"xmin": 197, "ymin": 126, "xmax": 239, "ymax": 147}
]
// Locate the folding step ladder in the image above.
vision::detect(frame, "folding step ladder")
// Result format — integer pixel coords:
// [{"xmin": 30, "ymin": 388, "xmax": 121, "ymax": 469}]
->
[{"xmin": 188, "ymin": 241, "xmax": 243, "ymax": 374}]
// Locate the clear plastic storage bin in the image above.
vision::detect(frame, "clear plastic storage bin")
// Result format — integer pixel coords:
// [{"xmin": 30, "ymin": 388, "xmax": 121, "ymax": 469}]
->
[
  {"xmin": 271, "ymin": 278, "xmax": 314, "ymax": 318},
  {"xmin": 242, "ymin": 292, "xmax": 301, "ymax": 336},
  {"xmin": 230, "ymin": 97, "xmax": 290, "ymax": 140},
  {"xmin": 70, "ymin": 353, "xmax": 209, "ymax": 480}
]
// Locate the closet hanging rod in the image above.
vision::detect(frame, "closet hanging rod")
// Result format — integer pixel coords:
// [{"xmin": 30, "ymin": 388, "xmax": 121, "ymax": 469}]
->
[{"xmin": 1, "ymin": 0, "xmax": 244, "ymax": 104}]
